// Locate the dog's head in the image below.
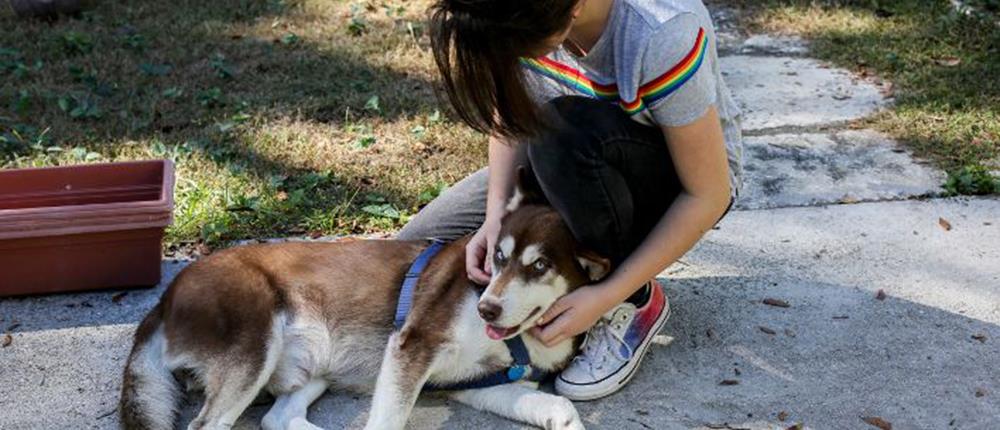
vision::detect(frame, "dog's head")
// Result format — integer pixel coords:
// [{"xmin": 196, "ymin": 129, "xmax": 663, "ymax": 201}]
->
[{"xmin": 478, "ymin": 166, "xmax": 610, "ymax": 340}]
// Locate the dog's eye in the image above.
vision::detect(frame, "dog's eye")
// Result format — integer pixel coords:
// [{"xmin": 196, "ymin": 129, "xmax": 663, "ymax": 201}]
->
[
  {"xmin": 494, "ymin": 248, "xmax": 507, "ymax": 265},
  {"xmin": 531, "ymin": 259, "xmax": 548, "ymax": 272}
]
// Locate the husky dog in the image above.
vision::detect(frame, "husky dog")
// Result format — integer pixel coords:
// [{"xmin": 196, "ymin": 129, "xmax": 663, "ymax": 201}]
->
[{"xmin": 119, "ymin": 168, "xmax": 610, "ymax": 430}]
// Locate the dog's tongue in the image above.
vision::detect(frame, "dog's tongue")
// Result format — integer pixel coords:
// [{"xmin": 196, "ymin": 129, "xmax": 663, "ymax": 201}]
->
[{"xmin": 485, "ymin": 324, "xmax": 516, "ymax": 340}]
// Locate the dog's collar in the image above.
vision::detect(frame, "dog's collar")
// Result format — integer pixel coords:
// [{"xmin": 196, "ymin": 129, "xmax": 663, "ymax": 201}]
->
[{"xmin": 394, "ymin": 239, "xmax": 548, "ymax": 391}]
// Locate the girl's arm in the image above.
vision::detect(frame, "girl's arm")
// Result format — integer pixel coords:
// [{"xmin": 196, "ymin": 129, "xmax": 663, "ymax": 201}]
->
[
  {"xmin": 532, "ymin": 106, "xmax": 732, "ymax": 346},
  {"xmin": 599, "ymin": 106, "xmax": 732, "ymax": 303},
  {"xmin": 466, "ymin": 135, "xmax": 524, "ymax": 284}
]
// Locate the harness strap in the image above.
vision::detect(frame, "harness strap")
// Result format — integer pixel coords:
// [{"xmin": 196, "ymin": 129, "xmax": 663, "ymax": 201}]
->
[
  {"xmin": 393, "ymin": 239, "xmax": 550, "ymax": 391},
  {"xmin": 394, "ymin": 240, "xmax": 446, "ymax": 330},
  {"xmin": 424, "ymin": 336, "xmax": 547, "ymax": 391}
]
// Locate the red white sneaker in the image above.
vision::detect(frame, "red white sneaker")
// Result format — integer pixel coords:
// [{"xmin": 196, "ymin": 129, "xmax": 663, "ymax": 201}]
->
[{"xmin": 554, "ymin": 280, "xmax": 670, "ymax": 401}]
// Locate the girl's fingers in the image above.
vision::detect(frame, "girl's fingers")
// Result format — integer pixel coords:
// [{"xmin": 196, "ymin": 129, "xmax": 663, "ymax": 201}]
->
[
  {"xmin": 536, "ymin": 315, "xmax": 569, "ymax": 345},
  {"xmin": 483, "ymin": 244, "xmax": 494, "ymax": 277},
  {"xmin": 465, "ymin": 242, "xmax": 490, "ymax": 284},
  {"xmin": 528, "ymin": 326, "xmax": 544, "ymax": 339},
  {"xmin": 536, "ymin": 298, "xmax": 569, "ymax": 326},
  {"xmin": 545, "ymin": 333, "xmax": 568, "ymax": 348}
]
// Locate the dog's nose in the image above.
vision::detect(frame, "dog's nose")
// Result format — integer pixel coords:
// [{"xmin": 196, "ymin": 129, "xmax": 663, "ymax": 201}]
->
[{"xmin": 477, "ymin": 301, "xmax": 501, "ymax": 322}]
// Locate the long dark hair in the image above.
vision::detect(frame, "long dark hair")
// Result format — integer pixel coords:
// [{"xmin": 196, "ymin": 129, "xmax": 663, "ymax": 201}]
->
[{"xmin": 429, "ymin": 0, "xmax": 579, "ymax": 138}]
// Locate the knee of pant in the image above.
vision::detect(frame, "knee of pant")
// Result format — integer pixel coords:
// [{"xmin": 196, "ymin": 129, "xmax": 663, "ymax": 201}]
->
[
  {"xmin": 529, "ymin": 96, "xmax": 633, "ymax": 165},
  {"xmin": 526, "ymin": 128, "xmax": 595, "ymax": 173}
]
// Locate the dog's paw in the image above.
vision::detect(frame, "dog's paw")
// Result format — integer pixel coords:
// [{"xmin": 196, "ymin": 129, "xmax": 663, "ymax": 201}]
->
[{"xmin": 543, "ymin": 398, "xmax": 585, "ymax": 430}]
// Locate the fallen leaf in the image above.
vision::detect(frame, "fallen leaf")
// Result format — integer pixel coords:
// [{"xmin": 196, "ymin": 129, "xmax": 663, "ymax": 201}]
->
[
  {"xmin": 876, "ymin": 289, "xmax": 887, "ymax": 301},
  {"xmin": 975, "ymin": 388, "xmax": 987, "ymax": 397},
  {"xmin": 787, "ymin": 424, "xmax": 803, "ymax": 430},
  {"xmin": 309, "ymin": 230, "xmax": 323, "ymax": 239},
  {"xmin": 939, "ymin": 217, "xmax": 953, "ymax": 231},
  {"xmin": 719, "ymin": 379, "xmax": 740, "ymax": 386},
  {"xmin": 1, "ymin": 333, "xmax": 11, "ymax": 347},
  {"xmin": 972, "ymin": 334, "xmax": 987, "ymax": 343},
  {"xmin": 759, "ymin": 326, "xmax": 777, "ymax": 335},
  {"xmin": 833, "ymin": 315, "xmax": 850, "ymax": 320},
  {"xmin": 862, "ymin": 416, "xmax": 893, "ymax": 430},
  {"xmin": 935, "ymin": 57, "xmax": 961, "ymax": 67},
  {"xmin": 881, "ymin": 82, "xmax": 895, "ymax": 97},
  {"xmin": 197, "ymin": 243, "xmax": 213, "ymax": 255},
  {"xmin": 111, "ymin": 292, "xmax": 128, "ymax": 304},
  {"xmin": 778, "ymin": 411, "xmax": 789, "ymax": 422},
  {"xmin": 763, "ymin": 298, "xmax": 791, "ymax": 308}
]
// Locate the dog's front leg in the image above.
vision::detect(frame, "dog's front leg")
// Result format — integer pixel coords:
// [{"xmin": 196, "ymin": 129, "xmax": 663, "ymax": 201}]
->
[
  {"xmin": 449, "ymin": 383, "xmax": 585, "ymax": 430},
  {"xmin": 364, "ymin": 333, "xmax": 436, "ymax": 430}
]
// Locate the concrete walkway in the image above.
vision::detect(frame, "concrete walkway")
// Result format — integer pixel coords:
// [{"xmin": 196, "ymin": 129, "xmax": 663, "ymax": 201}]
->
[{"xmin": 2, "ymin": 7, "xmax": 998, "ymax": 430}]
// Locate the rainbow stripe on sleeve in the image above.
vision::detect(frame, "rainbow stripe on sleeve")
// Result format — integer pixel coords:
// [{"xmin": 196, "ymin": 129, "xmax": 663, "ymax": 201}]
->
[{"xmin": 520, "ymin": 27, "xmax": 709, "ymax": 116}]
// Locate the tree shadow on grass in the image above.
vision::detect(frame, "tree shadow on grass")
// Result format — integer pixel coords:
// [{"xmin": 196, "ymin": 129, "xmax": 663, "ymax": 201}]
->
[{"xmin": 1, "ymin": 0, "xmax": 462, "ymax": 243}]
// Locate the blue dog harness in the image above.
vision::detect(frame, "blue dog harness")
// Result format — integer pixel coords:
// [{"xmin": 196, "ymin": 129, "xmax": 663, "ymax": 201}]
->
[{"xmin": 393, "ymin": 240, "xmax": 549, "ymax": 391}]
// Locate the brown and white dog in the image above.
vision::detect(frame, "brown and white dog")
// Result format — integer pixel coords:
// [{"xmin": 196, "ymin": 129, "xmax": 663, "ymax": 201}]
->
[{"xmin": 119, "ymin": 169, "xmax": 610, "ymax": 430}]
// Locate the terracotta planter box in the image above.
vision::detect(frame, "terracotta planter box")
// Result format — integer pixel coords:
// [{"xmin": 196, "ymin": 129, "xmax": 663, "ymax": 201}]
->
[{"xmin": 0, "ymin": 160, "xmax": 175, "ymax": 296}]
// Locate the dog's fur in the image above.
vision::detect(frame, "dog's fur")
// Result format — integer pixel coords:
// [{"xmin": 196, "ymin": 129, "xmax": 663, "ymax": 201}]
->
[{"xmin": 119, "ymin": 170, "xmax": 610, "ymax": 430}]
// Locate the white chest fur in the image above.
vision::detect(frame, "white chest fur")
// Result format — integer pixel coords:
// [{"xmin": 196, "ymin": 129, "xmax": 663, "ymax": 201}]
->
[{"xmin": 428, "ymin": 291, "xmax": 575, "ymax": 386}]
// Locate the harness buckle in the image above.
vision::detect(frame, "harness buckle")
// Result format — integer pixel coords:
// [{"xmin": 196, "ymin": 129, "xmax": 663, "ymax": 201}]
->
[{"xmin": 507, "ymin": 364, "xmax": 529, "ymax": 382}]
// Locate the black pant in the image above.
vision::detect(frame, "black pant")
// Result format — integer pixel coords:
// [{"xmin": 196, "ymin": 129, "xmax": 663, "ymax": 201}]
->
[
  {"xmin": 399, "ymin": 96, "xmax": 727, "ymax": 267},
  {"xmin": 525, "ymin": 96, "xmax": 682, "ymax": 265}
]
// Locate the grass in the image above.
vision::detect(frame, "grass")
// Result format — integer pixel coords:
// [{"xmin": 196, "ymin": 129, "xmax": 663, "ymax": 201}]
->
[
  {"xmin": 736, "ymin": 0, "xmax": 1000, "ymax": 194},
  {"xmin": 2, "ymin": 1, "xmax": 998, "ymax": 251},
  {"xmin": 0, "ymin": 0, "xmax": 484, "ymax": 248}
]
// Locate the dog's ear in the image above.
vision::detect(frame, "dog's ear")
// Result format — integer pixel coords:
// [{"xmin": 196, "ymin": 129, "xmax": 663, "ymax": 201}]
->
[
  {"xmin": 505, "ymin": 165, "xmax": 547, "ymax": 212},
  {"xmin": 576, "ymin": 248, "xmax": 611, "ymax": 282}
]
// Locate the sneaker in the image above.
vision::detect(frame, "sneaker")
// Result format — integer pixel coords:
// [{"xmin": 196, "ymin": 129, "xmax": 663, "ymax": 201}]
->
[{"xmin": 554, "ymin": 280, "xmax": 670, "ymax": 401}]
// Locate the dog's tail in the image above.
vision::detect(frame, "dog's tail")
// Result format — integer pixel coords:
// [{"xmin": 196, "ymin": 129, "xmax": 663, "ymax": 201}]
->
[{"xmin": 119, "ymin": 303, "xmax": 179, "ymax": 430}]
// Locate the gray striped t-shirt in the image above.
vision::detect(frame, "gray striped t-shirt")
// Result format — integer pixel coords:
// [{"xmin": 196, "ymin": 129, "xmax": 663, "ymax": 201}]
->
[{"xmin": 520, "ymin": 0, "xmax": 743, "ymax": 196}]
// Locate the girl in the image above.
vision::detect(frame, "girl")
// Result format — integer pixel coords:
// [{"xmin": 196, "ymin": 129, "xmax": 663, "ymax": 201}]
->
[{"xmin": 399, "ymin": 0, "xmax": 743, "ymax": 400}]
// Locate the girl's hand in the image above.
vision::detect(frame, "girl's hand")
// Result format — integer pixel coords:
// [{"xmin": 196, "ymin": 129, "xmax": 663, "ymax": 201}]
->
[
  {"xmin": 466, "ymin": 218, "xmax": 502, "ymax": 285},
  {"xmin": 529, "ymin": 284, "xmax": 615, "ymax": 347}
]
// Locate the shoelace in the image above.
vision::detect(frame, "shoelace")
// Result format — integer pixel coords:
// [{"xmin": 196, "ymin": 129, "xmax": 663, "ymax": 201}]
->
[{"xmin": 573, "ymin": 308, "xmax": 636, "ymax": 375}]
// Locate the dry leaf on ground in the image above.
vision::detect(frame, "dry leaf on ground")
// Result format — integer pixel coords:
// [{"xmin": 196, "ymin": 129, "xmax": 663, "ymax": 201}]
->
[
  {"xmin": 972, "ymin": 334, "xmax": 987, "ymax": 343},
  {"xmin": 759, "ymin": 326, "xmax": 777, "ymax": 335},
  {"xmin": 763, "ymin": 298, "xmax": 790, "ymax": 308},
  {"xmin": 2, "ymin": 333, "xmax": 11, "ymax": 347},
  {"xmin": 862, "ymin": 416, "xmax": 892, "ymax": 430},
  {"xmin": 778, "ymin": 411, "xmax": 789, "ymax": 422},
  {"xmin": 939, "ymin": 217, "xmax": 952, "ymax": 231},
  {"xmin": 719, "ymin": 379, "xmax": 740, "ymax": 386},
  {"xmin": 876, "ymin": 289, "xmax": 887, "ymax": 301},
  {"xmin": 935, "ymin": 57, "xmax": 961, "ymax": 67},
  {"xmin": 111, "ymin": 292, "xmax": 128, "ymax": 304}
]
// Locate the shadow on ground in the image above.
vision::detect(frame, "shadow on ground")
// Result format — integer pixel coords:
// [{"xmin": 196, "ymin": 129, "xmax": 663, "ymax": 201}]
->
[{"xmin": 2, "ymin": 251, "xmax": 997, "ymax": 429}]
